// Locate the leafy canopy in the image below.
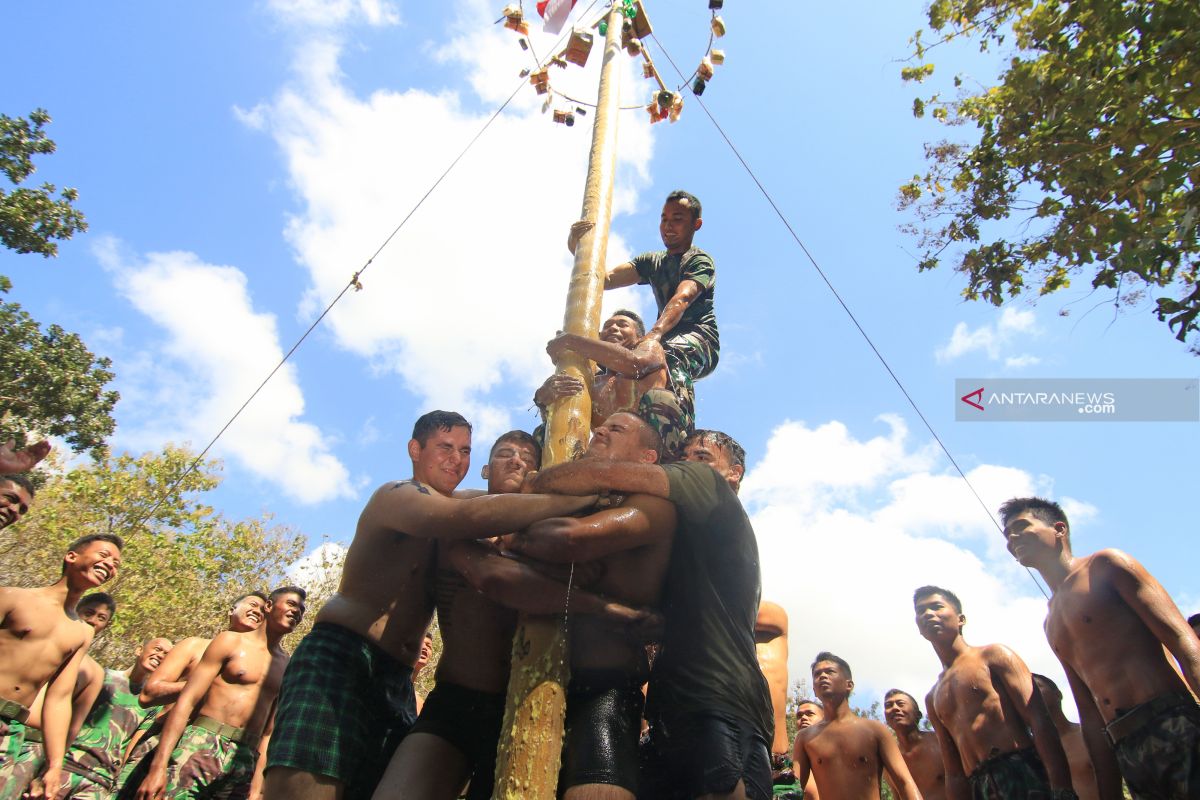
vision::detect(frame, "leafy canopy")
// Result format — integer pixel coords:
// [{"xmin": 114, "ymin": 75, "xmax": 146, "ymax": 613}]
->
[
  {"xmin": 900, "ymin": 0, "xmax": 1200, "ymax": 350},
  {"xmin": 0, "ymin": 109, "xmax": 87, "ymax": 257}
]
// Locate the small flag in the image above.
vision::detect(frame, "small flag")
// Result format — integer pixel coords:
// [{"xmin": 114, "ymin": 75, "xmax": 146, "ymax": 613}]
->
[{"xmin": 537, "ymin": 0, "xmax": 576, "ymax": 35}]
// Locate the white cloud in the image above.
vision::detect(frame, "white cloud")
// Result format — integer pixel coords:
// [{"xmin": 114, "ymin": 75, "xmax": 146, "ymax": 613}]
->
[
  {"xmin": 745, "ymin": 417, "xmax": 1082, "ymax": 718},
  {"xmin": 95, "ymin": 237, "xmax": 354, "ymax": 504},
  {"xmin": 266, "ymin": 0, "xmax": 400, "ymax": 28},
  {"xmin": 287, "ymin": 540, "xmax": 349, "ymax": 585},
  {"xmin": 937, "ymin": 307, "xmax": 1041, "ymax": 366},
  {"xmin": 243, "ymin": 0, "xmax": 657, "ymax": 435}
]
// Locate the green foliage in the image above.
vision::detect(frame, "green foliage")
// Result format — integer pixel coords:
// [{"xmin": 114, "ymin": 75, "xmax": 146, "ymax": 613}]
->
[
  {"xmin": 0, "ymin": 109, "xmax": 87, "ymax": 258},
  {"xmin": 0, "ymin": 290, "xmax": 118, "ymax": 460},
  {"xmin": 900, "ymin": 0, "xmax": 1200, "ymax": 350},
  {"xmin": 0, "ymin": 446, "xmax": 307, "ymax": 667}
]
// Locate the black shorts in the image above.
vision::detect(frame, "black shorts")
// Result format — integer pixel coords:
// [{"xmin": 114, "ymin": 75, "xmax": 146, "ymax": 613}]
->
[
  {"xmin": 560, "ymin": 671, "xmax": 645, "ymax": 795},
  {"xmin": 409, "ymin": 682, "xmax": 505, "ymax": 800},
  {"xmin": 639, "ymin": 710, "xmax": 771, "ymax": 800}
]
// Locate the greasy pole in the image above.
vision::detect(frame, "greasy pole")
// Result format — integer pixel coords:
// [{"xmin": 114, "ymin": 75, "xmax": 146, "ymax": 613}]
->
[{"xmin": 491, "ymin": 4, "xmax": 626, "ymax": 799}]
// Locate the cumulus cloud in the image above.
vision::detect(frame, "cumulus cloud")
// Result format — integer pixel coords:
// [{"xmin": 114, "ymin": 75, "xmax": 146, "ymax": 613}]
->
[
  {"xmin": 266, "ymin": 0, "xmax": 400, "ymax": 28},
  {"xmin": 95, "ymin": 237, "xmax": 354, "ymax": 504},
  {"xmin": 744, "ymin": 416, "xmax": 1084, "ymax": 717},
  {"xmin": 243, "ymin": 0, "xmax": 657, "ymax": 442},
  {"xmin": 937, "ymin": 307, "xmax": 1041, "ymax": 366}
]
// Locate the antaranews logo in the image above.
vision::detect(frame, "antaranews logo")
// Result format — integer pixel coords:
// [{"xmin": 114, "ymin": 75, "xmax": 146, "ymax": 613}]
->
[{"xmin": 955, "ymin": 379, "xmax": 1199, "ymax": 423}]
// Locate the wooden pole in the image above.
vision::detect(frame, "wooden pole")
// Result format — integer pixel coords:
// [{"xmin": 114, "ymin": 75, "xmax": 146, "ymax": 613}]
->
[{"xmin": 492, "ymin": 4, "xmax": 626, "ymax": 798}]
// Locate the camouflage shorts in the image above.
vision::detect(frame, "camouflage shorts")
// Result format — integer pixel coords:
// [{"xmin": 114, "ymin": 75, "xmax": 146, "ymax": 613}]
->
[
  {"xmin": 638, "ymin": 387, "xmax": 694, "ymax": 460},
  {"xmin": 0, "ymin": 737, "xmax": 44, "ymax": 800},
  {"xmin": 663, "ymin": 329, "xmax": 718, "ymax": 385},
  {"xmin": 967, "ymin": 747, "xmax": 1049, "ymax": 800},
  {"xmin": 55, "ymin": 767, "xmax": 112, "ymax": 800},
  {"xmin": 0, "ymin": 718, "xmax": 29, "ymax": 800},
  {"xmin": 115, "ymin": 720, "xmax": 162, "ymax": 796},
  {"xmin": 1111, "ymin": 694, "xmax": 1200, "ymax": 800},
  {"xmin": 163, "ymin": 724, "xmax": 257, "ymax": 800}
]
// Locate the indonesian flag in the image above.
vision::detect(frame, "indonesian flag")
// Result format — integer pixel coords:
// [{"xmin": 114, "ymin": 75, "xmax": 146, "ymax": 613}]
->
[{"xmin": 536, "ymin": 0, "xmax": 576, "ymax": 35}]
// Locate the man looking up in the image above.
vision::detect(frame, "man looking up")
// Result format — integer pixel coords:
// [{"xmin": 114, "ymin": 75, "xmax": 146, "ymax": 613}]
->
[
  {"xmin": 0, "ymin": 534, "xmax": 121, "ymax": 799},
  {"xmin": 133, "ymin": 587, "xmax": 306, "ymax": 800},
  {"xmin": 263, "ymin": 411, "xmax": 602, "ymax": 800},
  {"xmin": 792, "ymin": 653, "xmax": 920, "ymax": 800},
  {"xmin": 537, "ymin": 310, "xmax": 690, "ymax": 456},
  {"xmin": 530, "ymin": 427, "xmax": 771, "ymax": 800},
  {"xmin": 790, "ymin": 701, "xmax": 823, "ymax": 800},
  {"xmin": 914, "ymin": 585, "xmax": 1075, "ymax": 800},
  {"xmin": 1001, "ymin": 496, "xmax": 1200, "ymax": 800},
  {"xmin": 1031, "ymin": 674, "xmax": 1100, "ymax": 800},
  {"xmin": 50, "ymin": 637, "xmax": 172, "ymax": 800},
  {"xmin": 0, "ymin": 474, "xmax": 35, "ymax": 532},
  {"xmin": 884, "ymin": 689, "xmax": 945, "ymax": 800}
]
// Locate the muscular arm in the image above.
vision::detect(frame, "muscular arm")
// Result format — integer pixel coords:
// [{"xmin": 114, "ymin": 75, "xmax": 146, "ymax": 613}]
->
[
  {"xmin": 140, "ymin": 639, "xmax": 203, "ymax": 707},
  {"xmin": 1104, "ymin": 550, "xmax": 1200, "ymax": 696},
  {"xmin": 926, "ymin": 697, "xmax": 969, "ymax": 800},
  {"xmin": 38, "ymin": 626, "xmax": 93, "ymax": 796},
  {"xmin": 990, "ymin": 646, "xmax": 1073, "ymax": 792},
  {"xmin": 546, "ymin": 333, "xmax": 665, "ymax": 379},
  {"xmin": 136, "ymin": 634, "xmax": 235, "ymax": 799},
  {"xmin": 528, "ymin": 459, "xmax": 671, "ymax": 499},
  {"xmin": 877, "ymin": 723, "xmax": 923, "ymax": 800},
  {"xmin": 604, "ymin": 261, "xmax": 639, "ymax": 289},
  {"xmin": 509, "ymin": 495, "xmax": 675, "ymax": 563},
  {"xmin": 643, "ymin": 278, "xmax": 702, "ymax": 342},
  {"xmin": 445, "ymin": 540, "xmax": 647, "ymax": 626},
  {"xmin": 360, "ymin": 481, "xmax": 599, "ymax": 541},
  {"xmin": 1063, "ymin": 662, "xmax": 1123, "ymax": 800}
]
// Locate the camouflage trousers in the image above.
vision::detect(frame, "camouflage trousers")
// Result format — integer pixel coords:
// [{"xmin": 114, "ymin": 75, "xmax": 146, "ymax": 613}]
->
[
  {"xmin": 0, "ymin": 717, "xmax": 29, "ymax": 800},
  {"xmin": 0, "ymin": 737, "xmax": 44, "ymax": 800},
  {"xmin": 55, "ymin": 766, "xmax": 114, "ymax": 800},
  {"xmin": 967, "ymin": 747, "xmax": 1049, "ymax": 800},
  {"xmin": 638, "ymin": 387, "xmax": 693, "ymax": 460},
  {"xmin": 663, "ymin": 329, "xmax": 718, "ymax": 386},
  {"xmin": 138, "ymin": 723, "xmax": 257, "ymax": 800},
  {"xmin": 115, "ymin": 718, "xmax": 162, "ymax": 795},
  {"xmin": 1111, "ymin": 694, "xmax": 1200, "ymax": 800}
]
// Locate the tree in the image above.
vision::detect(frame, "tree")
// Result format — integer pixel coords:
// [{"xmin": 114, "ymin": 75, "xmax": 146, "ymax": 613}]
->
[
  {"xmin": 0, "ymin": 109, "xmax": 86, "ymax": 258},
  {"xmin": 0, "ymin": 446, "xmax": 307, "ymax": 667},
  {"xmin": 900, "ymin": 0, "xmax": 1200, "ymax": 350},
  {"xmin": 0, "ymin": 287, "xmax": 118, "ymax": 460}
]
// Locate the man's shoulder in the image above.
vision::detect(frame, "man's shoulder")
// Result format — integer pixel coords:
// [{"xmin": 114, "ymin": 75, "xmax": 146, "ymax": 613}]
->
[{"xmin": 1077, "ymin": 547, "xmax": 1140, "ymax": 578}]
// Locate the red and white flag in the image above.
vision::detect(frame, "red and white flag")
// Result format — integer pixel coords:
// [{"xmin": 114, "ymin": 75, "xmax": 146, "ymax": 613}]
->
[{"xmin": 536, "ymin": 0, "xmax": 576, "ymax": 35}]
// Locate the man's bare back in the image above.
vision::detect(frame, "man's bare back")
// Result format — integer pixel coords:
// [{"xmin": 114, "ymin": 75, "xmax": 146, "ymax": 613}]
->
[{"xmin": 755, "ymin": 602, "xmax": 790, "ymax": 757}]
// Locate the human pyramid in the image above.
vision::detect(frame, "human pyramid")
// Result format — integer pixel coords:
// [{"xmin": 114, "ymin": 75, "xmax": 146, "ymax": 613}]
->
[{"xmin": 1, "ymin": 191, "xmax": 1197, "ymax": 800}]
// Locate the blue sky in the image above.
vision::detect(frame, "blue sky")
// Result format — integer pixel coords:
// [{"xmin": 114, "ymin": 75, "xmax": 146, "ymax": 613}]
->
[{"xmin": 7, "ymin": 1, "xmax": 1197, "ymax": 710}]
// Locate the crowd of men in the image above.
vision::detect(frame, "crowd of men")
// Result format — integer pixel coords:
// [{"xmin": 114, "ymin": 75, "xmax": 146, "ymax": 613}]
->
[{"xmin": 1, "ymin": 188, "xmax": 1197, "ymax": 800}]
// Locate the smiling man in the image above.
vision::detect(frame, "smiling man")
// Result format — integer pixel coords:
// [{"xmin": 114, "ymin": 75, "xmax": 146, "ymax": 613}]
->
[
  {"xmin": 883, "ymin": 689, "xmax": 945, "ymax": 800},
  {"xmin": 263, "ymin": 411, "xmax": 602, "ymax": 800},
  {"xmin": 1001, "ymin": 496, "xmax": 1200, "ymax": 800},
  {"xmin": 133, "ymin": 587, "xmax": 307, "ymax": 800},
  {"xmin": 0, "ymin": 534, "xmax": 121, "ymax": 800},
  {"xmin": 0, "ymin": 474, "xmax": 36, "ymax": 532},
  {"xmin": 915, "ymin": 585, "xmax": 1075, "ymax": 800}
]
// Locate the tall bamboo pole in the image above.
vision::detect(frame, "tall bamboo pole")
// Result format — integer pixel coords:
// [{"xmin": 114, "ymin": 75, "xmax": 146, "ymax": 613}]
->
[{"xmin": 491, "ymin": 4, "xmax": 626, "ymax": 798}]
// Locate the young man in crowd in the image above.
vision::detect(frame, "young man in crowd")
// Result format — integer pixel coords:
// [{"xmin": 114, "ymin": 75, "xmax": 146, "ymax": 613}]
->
[
  {"xmin": 0, "ymin": 534, "xmax": 122, "ymax": 799},
  {"xmin": 263, "ymin": 411, "xmax": 602, "ymax": 800},
  {"xmin": 1032, "ymin": 674, "xmax": 1100, "ymax": 800},
  {"xmin": 132, "ymin": 587, "xmax": 306, "ymax": 800},
  {"xmin": 914, "ymin": 585, "xmax": 1075, "ymax": 800},
  {"xmin": 530, "ymin": 428, "xmax": 772, "ymax": 800},
  {"xmin": 790, "ymin": 701, "xmax": 823, "ymax": 800},
  {"xmin": 883, "ymin": 689, "xmax": 945, "ymax": 800},
  {"xmin": 792, "ymin": 653, "xmax": 920, "ymax": 800},
  {"xmin": 1001, "ymin": 496, "xmax": 1200, "ymax": 800}
]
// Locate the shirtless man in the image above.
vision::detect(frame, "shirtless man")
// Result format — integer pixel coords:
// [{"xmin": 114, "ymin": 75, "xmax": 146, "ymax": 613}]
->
[
  {"xmin": 51, "ymin": 637, "xmax": 172, "ymax": 799},
  {"xmin": 884, "ymin": 689, "xmax": 945, "ymax": 800},
  {"xmin": 374, "ymin": 429, "xmax": 656, "ymax": 800},
  {"xmin": 262, "ymin": 410, "xmax": 601, "ymax": 800},
  {"xmin": 538, "ymin": 311, "xmax": 690, "ymax": 456},
  {"xmin": 914, "ymin": 585, "xmax": 1075, "ymax": 800},
  {"xmin": 754, "ymin": 602, "xmax": 790, "ymax": 763},
  {"xmin": 411, "ymin": 632, "xmax": 434, "ymax": 715},
  {"xmin": 790, "ymin": 701, "xmax": 823, "ymax": 800},
  {"xmin": 1031, "ymin": 675, "xmax": 1100, "ymax": 800},
  {"xmin": 0, "ymin": 534, "xmax": 121, "ymax": 800},
  {"xmin": 0, "ymin": 473, "xmax": 35, "ymax": 532},
  {"xmin": 530, "ymin": 427, "xmax": 772, "ymax": 800},
  {"xmin": 1000, "ymin": 496, "xmax": 1200, "ymax": 800},
  {"xmin": 792, "ymin": 653, "xmax": 920, "ymax": 800},
  {"xmin": 118, "ymin": 593, "xmax": 268, "ymax": 790},
  {"xmin": 8, "ymin": 594, "xmax": 117, "ymax": 798},
  {"xmin": 133, "ymin": 587, "xmax": 306, "ymax": 800},
  {"xmin": 502, "ymin": 412, "xmax": 676, "ymax": 799}
]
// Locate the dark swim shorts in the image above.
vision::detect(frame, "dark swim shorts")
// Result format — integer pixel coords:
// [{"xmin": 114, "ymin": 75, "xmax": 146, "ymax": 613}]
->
[
  {"xmin": 638, "ymin": 709, "xmax": 772, "ymax": 800},
  {"xmin": 409, "ymin": 682, "xmax": 505, "ymax": 800},
  {"xmin": 1108, "ymin": 692, "xmax": 1200, "ymax": 800},
  {"xmin": 265, "ymin": 622, "xmax": 416, "ymax": 799},
  {"xmin": 560, "ymin": 670, "xmax": 646, "ymax": 795},
  {"xmin": 967, "ymin": 747, "xmax": 1050, "ymax": 800}
]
